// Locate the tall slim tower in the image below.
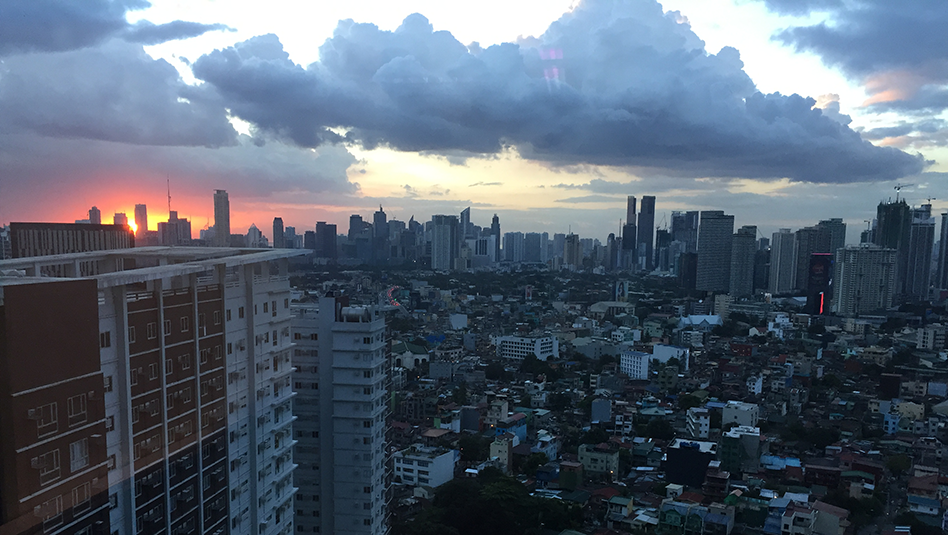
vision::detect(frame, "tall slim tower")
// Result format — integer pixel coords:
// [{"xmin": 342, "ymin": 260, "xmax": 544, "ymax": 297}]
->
[
  {"xmin": 490, "ymin": 214, "xmax": 501, "ymax": 263},
  {"xmin": 695, "ymin": 211, "xmax": 734, "ymax": 292},
  {"xmin": 905, "ymin": 205, "xmax": 935, "ymax": 301},
  {"xmin": 89, "ymin": 206, "xmax": 102, "ymax": 225},
  {"xmin": 213, "ymin": 190, "xmax": 230, "ymax": 247},
  {"xmin": 638, "ymin": 196, "xmax": 656, "ymax": 270},
  {"xmin": 626, "ymin": 196, "xmax": 636, "ymax": 226},
  {"xmin": 273, "ymin": 217, "xmax": 285, "ymax": 248},
  {"xmin": 874, "ymin": 199, "xmax": 911, "ymax": 299},
  {"xmin": 134, "ymin": 204, "xmax": 148, "ymax": 238},
  {"xmin": 793, "ymin": 227, "xmax": 821, "ymax": 291},
  {"xmin": 937, "ymin": 213, "xmax": 948, "ymax": 290},
  {"xmin": 430, "ymin": 215, "xmax": 459, "ymax": 270},
  {"xmin": 729, "ymin": 225, "xmax": 757, "ymax": 297},
  {"xmin": 460, "ymin": 207, "xmax": 472, "ymax": 239},
  {"xmin": 769, "ymin": 229, "xmax": 796, "ymax": 294}
]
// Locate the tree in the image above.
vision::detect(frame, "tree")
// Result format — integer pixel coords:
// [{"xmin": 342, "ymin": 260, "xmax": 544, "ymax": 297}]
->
[
  {"xmin": 458, "ymin": 434, "xmax": 491, "ymax": 462},
  {"xmin": 678, "ymin": 394, "xmax": 701, "ymax": 411},
  {"xmin": 518, "ymin": 452, "xmax": 550, "ymax": 477},
  {"xmin": 645, "ymin": 418, "xmax": 675, "ymax": 440},
  {"xmin": 453, "ymin": 384, "xmax": 468, "ymax": 405},
  {"xmin": 579, "ymin": 427, "xmax": 609, "ymax": 445},
  {"xmin": 886, "ymin": 454, "xmax": 911, "ymax": 476}
]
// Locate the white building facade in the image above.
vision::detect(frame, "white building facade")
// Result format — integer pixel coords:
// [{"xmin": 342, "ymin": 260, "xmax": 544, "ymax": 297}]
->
[
  {"xmin": 619, "ymin": 350, "xmax": 650, "ymax": 380},
  {"xmin": 495, "ymin": 334, "xmax": 559, "ymax": 361}
]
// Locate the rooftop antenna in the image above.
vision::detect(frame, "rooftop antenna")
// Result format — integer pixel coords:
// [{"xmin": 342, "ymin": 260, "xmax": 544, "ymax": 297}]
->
[
  {"xmin": 167, "ymin": 178, "xmax": 172, "ymax": 215},
  {"xmin": 926, "ymin": 197, "xmax": 937, "ymax": 205}
]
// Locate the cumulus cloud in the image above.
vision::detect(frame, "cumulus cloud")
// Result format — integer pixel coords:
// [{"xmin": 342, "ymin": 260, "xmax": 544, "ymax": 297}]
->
[
  {"xmin": 758, "ymin": 0, "xmax": 843, "ymax": 16},
  {"xmin": 555, "ymin": 195, "xmax": 625, "ymax": 203},
  {"xmin": 771, "ymin": 0, "xmax": 948, "ymax": 113},
  {"xmin": 0, "ymin": 39, "xmax": 237, "ymax": 147},
  {"xmin": 192, "ymin": 0, "xmax": 924, "ymax": 183}
]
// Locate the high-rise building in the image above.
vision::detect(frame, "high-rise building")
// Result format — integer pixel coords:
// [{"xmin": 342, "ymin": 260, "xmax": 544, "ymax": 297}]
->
[
  {"xmin": 430, "ymin": 215, "xmax": 459, "ymax": 270},
  {"xmin": 753, "ymin": 247, "xmax": 770, "ymax": 292},
  {"xmin": 303, "ymin": 230, "xmax": 317, "ymax": 251},
  {"xmin": 937, "ymin": 213, "xmax": 948, "ymax": 290},
  {"xmin": 905, "ymin": 204, "xmax": 935, "ymax": 301},
  {"xmin": 503, "ymin": 232, "xmax": 524, "ymax": 263},
  {"xmin": 769, "ymin": 229, "xmax": 795, "ymax": 294},
  {"xmin": 213, "ymin": 190, "xmax": 230, "ymax": 247},
  {"xmin": 626, "ymin": 196, "xmax": 636, "ymax": 227},
  {"xmin": 805, "ymin": 253, "xmax": 833, "ymax": 314},
  {"xmin": 157, "ymin": 211, "xmax": 191, "ymax": 246},
  {"xmin": 671, "ymin": 211, "xmax": 699, "ymax": 253},
  {"xmin": 564, "ymin": 234, "xmax": 582, "ymax": 270},
  {"xmin": 874, "ymin": 199, "xmax": 911, "ymax": 299},
  {"xmin": 817, "ymin": 218, "xmax": 846, "ymax": 254},
  {"xmin": 292, "ymin": 296, "xmax": 389, "ymax": 535},
  {"xmin": 348, "ymin": 215, "xmax": 365, "ymax": 242},
  {"xmin": 638, "ymin": 196, "xmax": 656, "ymax": 270},
  {"xmin": 696, "ymin": 211, "xmax": 734, "ymax": 293},
  {"xmin": 113, "ymin": 212, "xmax": 128, "ymax": 227},
  {"xmin": 460, "ymin": 207, "xmax": 472, "ymax": 239},
  {"xmin": 0, "ymin": 247, "xmax": 303, "ymax": 535},
  {"xmin": 315, "ymin": 222, "xmax": 337, "ymax": 260},
  {"xmin": 135, "ymin": 204, "xmax": 148, "ymax": 239},
  {"xmin": 833, "ymin": 245, "xmax": 897, "ymax": 315},
  {"xmin": 523, "ymin": 233, "xmax": 542, "ymax": 263},
  {"xmin": 729, "ymin": 225, "xmax": 757, "ymax": 297},
  {"xmin": 273, "ymin": 218, "xmax": 285, "ymax": 249},
  {"xmin": 621, "ymin": 222, "xmax": 637, "ymax": 270},
  {"xmin": 490, "ymin": 214, "xmax": 501, "ymax": 263},
  {"xmin": 792, "ymin": 227, "xmax": 821, "ymax": 291},
  {"xmin": 552, "ymin": 234, "xmax": 566, "ymax": 260},
  {"xmin": 0, "ymin": 226, "xmax": 11, "ymax": 260},
  {"xmin": 284, "ymin": 226, "xmax": 297, "ymax": 249},
  {"xmin": 89, "ymin": 206, "xmax": 102, "ymax": 225}
]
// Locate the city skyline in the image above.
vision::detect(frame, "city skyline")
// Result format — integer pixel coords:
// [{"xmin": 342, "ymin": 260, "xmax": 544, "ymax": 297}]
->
[{"xmin": 1, "ymin": 0, "xmax": 946, "ymax": 243}]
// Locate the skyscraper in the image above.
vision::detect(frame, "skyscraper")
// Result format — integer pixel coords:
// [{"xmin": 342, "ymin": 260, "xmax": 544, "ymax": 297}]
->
[
  {"xmin": 524, "ymin": 233, "xmax": 542, "ymax": 262},
  {"xmin": 490, "ymin": 214, "xmax": 501, "ymax": 263},
  {"xmin": 564, "ymin": 233, "xmax": 582, "ymax": 270},
  {"xmin": 905, "ymin": 204, "xmax": 935, "ymax": 301},
  {"xmin": 729, "ymin": 225, "xmax": 757, "ymax": 297},
  {"xmin": 833, "ymin": 245, "xmax": 897, "ymax": 315},
  {"xmin": 460, "ymin": 207, "xmax": 472, "ymax": 239},
  {"xmin": 671, "ymin": 211, "xmax": 699, "ymax": 253},
  {"xmin": 291, "ymin": 296, "xmax": 389, "ymax": 535},
  {"xmin": 315, "ymin": 222, "xmax": 337, "ymax": 260},
  {"xmin": 817, "ymin": 218, "xmax": 847, "ymax": 254},
  {"xmin": 793, "ymin": 226, "xmax": 821, "ymax": 291},
  {"xmin": 273, "ymin": 217, "xmax": 285, "ymax": 248},
  {"xmin": 769, "ymin": 229, "xmax": 795, "ymax": 294},
  {"xmin": 806, "ymin": 253, "xmax": 834, "ymax": 314},
  {"xmin": 937, "ymin": 213, "xmax": 948, "ymax": 290},
  {"xmin": 696, "ymin": 211, "xmax": 734, "ymax": 293},
  {"xmin": 88, "ymin": 206, "xmax": 101, "ymax": 225},
  {"xmin": 626, "ymin": 196, "xmax": 636, "ymax": 226},
  {"xmin": 134, "ymin": 204, "xmax": 148, "ymax": 238},
  {"xmin": 213, "ymin": 190, "xmax": 230, "ymax": 247},
  {"xmin": 431, "ymin": 215, "xmax": 459, "ymax": 270},
  {"xmin": 503, "ymin": 232, "xmax": 524, "ymax": 263},
  {"xmin": 113, "ymin": 212, "xmax": 128, "ymax": 226},
  {"xmin": 874, "ymin": 199, "xmax": 911, "ymax": 299},
  {"xmin": 638, "ymin": 196, "xmax": 656, "ymax": 270}
]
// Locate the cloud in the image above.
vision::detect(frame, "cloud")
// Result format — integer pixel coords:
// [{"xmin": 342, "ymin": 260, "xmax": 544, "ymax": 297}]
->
[
  {"xmin": 758, "ymin": 0, "xmax": 843, "ymax": 16},
  {"xmin": 0, "ymin": 39, "xmax": 237, "ymax": 147},
  {"xmin": 469, "ymin": 181, "xmax": 502, "ymax": 187},
  {"xmin": 124, "ymin": 20, "xmax": 233, "ymax": 45},
  {"xmin": 192, "ymin": 1, "xmax": 925, "ymax": 184},
  {"xmin": 771, "ymin": 0, "xmax": 948, "ymax": 112},
  {"xmin": 555, "ymin": 195, "xmax": 624, "ymax": 203}
]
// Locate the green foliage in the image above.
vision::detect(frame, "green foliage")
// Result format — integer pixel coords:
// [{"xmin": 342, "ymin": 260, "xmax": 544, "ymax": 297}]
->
[
  {"xmin": 579, "ymin": 426, "xmax": 609, "ymax": 445},
  {"xmin": 392, "ymin": 472, "xmax": 582, "ymax": 535},
  {"xmin": 886, "ymin": 454, "xmax": 911, "ymax": 476},
  {"xmin": 547, "ymin": 393, "xmax": 572, "ymax": 412},
  {"xmin": 458, "ymin": 434, "xmax": 492, "ymax": 463},
  {"xmin": 453, "ymin": 384, "xmax": 468, "ymax": 405},
  {"xmin": 645, "ymin": 418, "xmax": 675, "ymax": 440},
  {"xmin": 820, "ymin": 490, "xmax": 883, "ymax": 531},
  {"xmin": 678, "ymin": 394, "xmax": 701, "ymax": 411},
  {"xmin": 485, "ymin": 361, "xmax": 508, "ymax": 381},
  {"xmin": 518, "ymin": 452, "xmax": 550, "ymax": 477}
]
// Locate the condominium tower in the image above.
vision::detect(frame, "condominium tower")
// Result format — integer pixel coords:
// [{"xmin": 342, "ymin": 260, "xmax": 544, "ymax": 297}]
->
[
  {"xmin": 695, "ymin": 211, "xmax": 735, "ymax": 293},
  {"xmin": 213, "ymin": 190, "xmax": 230, "ymax": 247}
]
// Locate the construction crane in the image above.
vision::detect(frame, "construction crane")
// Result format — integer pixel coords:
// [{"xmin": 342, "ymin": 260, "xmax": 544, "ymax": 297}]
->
[{"xmin": 894, "ymin": 183, "xmax": 914, "ymax": 202}]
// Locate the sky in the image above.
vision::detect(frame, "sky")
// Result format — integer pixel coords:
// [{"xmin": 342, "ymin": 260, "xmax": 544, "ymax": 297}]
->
[{"xmin": 1, "ymin": 0, "xmax": 946, "ymax": 244}]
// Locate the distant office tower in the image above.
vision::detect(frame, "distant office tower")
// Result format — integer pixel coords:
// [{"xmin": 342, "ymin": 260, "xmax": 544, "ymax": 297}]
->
[
  {"xmin": 113, "ymin": 212, "xmax": 128, "ymax": 227},
  {"xmin": 503, "ymin": 232, "xmax": 524, "ymax": 263},
  {"xmin": 9, "ymin": 222, "xmax": 134, "ymax": 264},
  {"xmin": 460, "ymin": 207, "xmax": 472, "ymax": 239},
  {"xmin": 605, "ymin": 233, "xmax": 618, "ymax": 271},
  {"xmin": 621, "ymin": 222, "xmax": 637, "ymax": 270},
  {"xmin": 539, "ymin": 232, "xmax": 550, "ymax": 262},
  {"xmin": 89, "ymin": 206, "xmax": 102, "ymax": 225},
  {"xmin": 247, "ymin": 224, "xmax": 265, "ymax": 248},
  {"xmin": 348, "ymin": 215, "xmax": 365, "ymax": 242},
  {"xmin": 564, "ymin": 233, "xmax": 582, "ymax": 270},
  {"xmin": 769, "ymin": 229, "xmax": 795, "ymax": 294},
  {"xmin": 135, "ymin": 204, "xmax": 148, "ymax": 238},
  {"xmin": 284, "ymin": 226, "xmax": 297, "ymax": 249},
  {"xmin": 833, "ymin": 245, "xmax": 897, "ymax": 315},
  {"xmin": 626, "ymin": 196, "xmax": 637, "ymax": 226},
  {"xmin": 373, "ymin": 207, "xmax": 388, "ymax": 264},
  {"xmin": 696, "ymin": 211, "xmax": 734, "ymax": 292},
  {"xmin": 874, "ymin": 199, "xmax": 911, "ymax": 299},
  {"xmin": 638, "ymin": 196, "xmax": 656, "ymax": 270},
  {"xmin": 905, "ymin": 204, "xmax": 935, "ymax": 301},
  {"xmin": 552, "ymin": 233, "xmax": 566, "ymax": 259},
  {"xmin": 0, "ymin": 226, "xmax": 11, "ymax": 260},
  {"xmin": 729, "ymin": 225, "xmax": 757, "ymax": 297},
  {"xmin": 213, "ymin": 190, "xmax": 230, "ymax": 247},
  {"xmin": 793, "ymin": 227, "xmax": 821, "ymax": 291},
  {"xmin": 524, "ymin": 233, "xmax": 542, "ymax": 262},
  {"xmin": 678, "ymin": 252, "xmax": 698, "ymax": 290},
  {"xmin": 157, "ymin": 211, "xmax": 191, "ymax": 246},
  {"xmin": 806, "ymin": 253, "xmax": 834, "ymax": 314},
  {"xmin": 655, "ymin": 229, "xmax": 672, "ymax": 271},
  {"xmin": 0, "ymin": 247, "xmax": 301, "ymax": 535},
  {"xmin": 431, "ymin": 215, "xmax": 459, "ymax": 270},
  {"xmin": 671, "ymin": 211, "xmax": 699, "ymax": 253},
  {"xmin": 315, "ymin": 222, "xmax": 337, "ymax": 260},
  {"xmin": 754, "ymin": 247, "xmax": 770, "ymax": 292},
  {"xmin": 937, "ymin": 213, "xmax": 948, "ymax": 289},
  {"xmin": 292, "ymin": 296, "xmax": 388, "ymax": 535},
  {"xmin": 273, "ymin": 217, "xmax": 285, "ymax": 248},
  {"xmin": 757, "ymin": 237, "xmax": 770, "ymax": 251},
  {"xmin": 304, "ymin": 230, "xmax": 317, "ymax": 250},
  {"xmin": 817, "ymin": 218, "xmax": 846, "ymax": 254},
  {"xmin": 490, "ymin": 214, "xmax": 501, "ymax": 262}
]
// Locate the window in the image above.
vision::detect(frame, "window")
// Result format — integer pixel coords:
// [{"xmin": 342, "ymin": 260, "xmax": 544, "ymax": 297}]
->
[
  {"xmin": 263, "ymin": 302, "xmax": 268, "ymax": 313},
  {"xmin": 199, "ymin": 313, "xmax": 206, "ymax": 329},
  {"xmin": 39, "ymin": 495, "xmax": 63, "ymax": 528},
  {"xmin": 363, "ymin": 487, "xmax": 371, "ymax": 493},
  {"xmin": 167, "ymin": 393, "xmax": 175, "ymax": 409},
  {"xmin": 128, "ymin": 326, "xmax": 136, "ymax": 344},
  {"xmin": 294, "ymin": 333, "xmax": 302, "ymax": 340},
  {"xmin": 226, "ymin": 309, "xmax": 232, "ymax": 321},
  {"xmin": 164, "ymin": 320, "xmax": 171, "ymax": 335},
  {"xmin": 149, "ymin": 401, "xmax": 159, "ymax": 416},
  {"xmin": 166, "ymin": 358, "xmax": 174, "ymax": 375},
  {"xmin": 180, "ymin": 354, "xmax": 191, "ymax": 370},
  {"xmin": 146, "ymin": 322, "xmax": 157, "ymax": 340},
  {"xmin": 106, "ymin": 415, "xmax": 115, "ymax": 432},
  {"xmin": 149, "ymin": 363, "xmax": 158, "ymax": 380},
  {"xmin": 310, "ymin": 333, "xmax": 318, "ymax": 340},
  {"xmin": 213, "ymin": 310, "xmax": 221, "ymax": 325},
  {"xmin": 238, "ymin": 307, "xmax": 244, "ymax": 319},
  {"xmin": 363, "ymin": 371, "xmax": 372, "ymax": 378},
  {"xmin": 180, "ymin": 316, "xmax": 190, "ymax": 332},
  {"xmin": 37, "ymin": 450, "xmax": 61, "ymax": 485},
  {"xmin": 272, "ymin": 300, "xmax": 277, "ymax": 317},
  {"xmin": 67, "ymin": 394, "xmax": 87, "ymax": 427},
  {"xmin": 182, "ymin": 387, "xmax": 192, "ymax": 403},
  {"xmin": 132, "ymin": 406, "xmax": 140, "ymax": 423},
  {"xmin": 200, "ymin": 349, "xmax": 209, "ymax": 365},
  {"xmin": 100, "ymin": 331, "xmax": 111, "ymax": 348},
  {"xmin": 69, "ymin": 439, "xmax": 89, "ymax": 472},
  {"xmin": 273, "ymin": 330, "xmax": 278, "ymax": 346},
  {"xmin": 131, "ymin": 368, "xmax": 139, "ymax": 386},
  {"xmin": 108, "ymin": 454, "xmax": 116, "ymax": 470},
  {"xmin": 104, "ymin": 375, "xmax": 113, "ymax": 392},
  {"xmin": 284, "ymin": 298, "xmax": 289, "ymax": 309},
  {"xmin": 34, "ymin": 402, "xmax": 58, "ymax": 438},
  {"xmin": 227, "ymin": 343, "xmax": 233, "ymax": 355},
  {"xmin": 73, "ymin": 482, "xmax": 91, "ymax": 512}
]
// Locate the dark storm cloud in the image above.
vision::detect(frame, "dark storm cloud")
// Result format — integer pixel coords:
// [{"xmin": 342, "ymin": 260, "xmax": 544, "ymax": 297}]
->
[
  {"xmin": 770, "ymin": 0, "xmax": 948, "ymax": 113},
  {"xmin": 0, "ymin": 39, "xmax": 237, "ymax": 147},
  {"xmin": 124, "ymin": 20, "xmax": 233, "ymax": 45},
  {"xmin": 0, "ymin": 0, "xmax": 230, "ymax": 55},
  {"xmin": 192, "ymin": 0, "xmax": 924, "ymax": 183}
]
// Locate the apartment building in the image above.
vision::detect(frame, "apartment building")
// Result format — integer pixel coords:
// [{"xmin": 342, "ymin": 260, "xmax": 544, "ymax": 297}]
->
[
  {"xmin": 291, "ymin": 296, "xmax": 389, "ymax": 535},
  {"xmin": 495, "ymin": 334, "xmax": 559, "ymax": 362},
  {"xmin": 0, "ymin": 246, "xmax": 302, "ymax": 535}
]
